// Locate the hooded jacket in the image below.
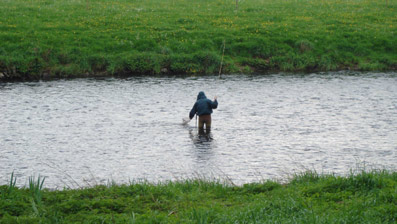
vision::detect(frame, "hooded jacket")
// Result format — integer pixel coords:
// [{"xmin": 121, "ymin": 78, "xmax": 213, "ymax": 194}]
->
[{"xmin": 189, "ymin": 91, "xmax": 218, "ymax": 119}]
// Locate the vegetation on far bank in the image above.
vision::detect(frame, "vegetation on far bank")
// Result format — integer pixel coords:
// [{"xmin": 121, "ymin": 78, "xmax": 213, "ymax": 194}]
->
[
  {"xmin": 0, "ymin": 0, "xmax": 396, "ymax": 80},
  {"xmin": 1, "ymin": 170, "xmax": 396, "ymax": 223}
]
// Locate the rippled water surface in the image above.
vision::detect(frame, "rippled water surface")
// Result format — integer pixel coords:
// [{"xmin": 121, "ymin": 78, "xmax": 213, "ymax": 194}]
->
[{"xmin": 1, "ymin": 72, "xmax": 397, "ymax": 188}]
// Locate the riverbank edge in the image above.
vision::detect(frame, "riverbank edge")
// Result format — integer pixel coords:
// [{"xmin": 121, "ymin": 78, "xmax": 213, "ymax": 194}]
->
[
  {"xmin": 1, "ymin": 169, "xmax": 396, "ymax": 223},
  {"xmin": 1, "ymin": 50, "xmax": 396, "ymax": 82}
]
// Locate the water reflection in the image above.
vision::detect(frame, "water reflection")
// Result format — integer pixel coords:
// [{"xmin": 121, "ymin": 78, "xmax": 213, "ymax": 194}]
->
[
  {"xmin": 188, "ymin": 128, "xmax": 215, "ymax": 176},
  {"xmin": 183, "ymin": 121, "xmax": 215, "ymax": 163},
  {"xmin": 189, "ymin": 129, "xmax": 213, "ymax": 148}
]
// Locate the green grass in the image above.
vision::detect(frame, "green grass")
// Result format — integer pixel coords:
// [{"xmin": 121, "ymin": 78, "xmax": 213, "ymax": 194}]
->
[
  {"xmin": 0, "ymin": 0, "xmax": 396, "ymax": 80},
  {"xmin": 0, "ymin": 170, "xmax": 396, "ymax": 223}
]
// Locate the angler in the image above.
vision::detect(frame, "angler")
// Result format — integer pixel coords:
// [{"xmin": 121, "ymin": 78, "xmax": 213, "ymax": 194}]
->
[{"xmin": 188, "ymin": 91, "xmax": 218, "ymax": 133}]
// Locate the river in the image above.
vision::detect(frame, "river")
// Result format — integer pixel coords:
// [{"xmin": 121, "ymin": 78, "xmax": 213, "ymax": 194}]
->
[{"xmin": 1, "ymin": 72, "xmax": 396, "ymax": 188}]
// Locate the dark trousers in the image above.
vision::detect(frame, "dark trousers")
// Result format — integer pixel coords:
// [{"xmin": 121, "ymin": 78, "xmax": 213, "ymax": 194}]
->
[{"xmin": 198, "ymin": 114, "xmax": 211, "ymax": 133}]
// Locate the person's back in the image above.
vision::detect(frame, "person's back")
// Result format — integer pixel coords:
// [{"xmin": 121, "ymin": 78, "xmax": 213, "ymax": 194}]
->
[{"xmin": 189, "ymin": 91, "xmax": 218, "ymax": 133}]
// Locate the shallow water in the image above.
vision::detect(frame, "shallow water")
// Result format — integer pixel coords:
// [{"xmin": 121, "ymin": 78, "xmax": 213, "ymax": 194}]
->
[{"xmin": 1, "ymin": 72, "xmax": 397, "ymax": 188}]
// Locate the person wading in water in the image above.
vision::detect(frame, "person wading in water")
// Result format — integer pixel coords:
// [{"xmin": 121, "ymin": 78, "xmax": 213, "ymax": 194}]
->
[{"xmin": 189, "ymin": 91, "xmax": 218, "ymax": 134}]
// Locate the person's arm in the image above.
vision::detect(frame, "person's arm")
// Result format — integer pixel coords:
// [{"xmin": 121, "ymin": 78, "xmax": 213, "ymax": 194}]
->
[
  {"xmin": 189, "ymin": 103, "xmax": 197, "ymax": 119},
  {"xmin": 211, "ymin": 96, "xmax": 218, "ymax": 109}
]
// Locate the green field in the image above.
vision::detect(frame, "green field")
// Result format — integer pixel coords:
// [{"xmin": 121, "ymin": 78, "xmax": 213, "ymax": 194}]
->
[
  {"xmin": 1, "ymin": 170, "xmax": 396, "ymax": 223},
  {"xmin": 0, "ymin": 0, "xmax": 396, "ymax": 80}
]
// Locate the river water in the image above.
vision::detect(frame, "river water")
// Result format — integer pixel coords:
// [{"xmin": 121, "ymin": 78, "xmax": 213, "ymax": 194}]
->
[{"xmin": 1, "ymin": 72, "xmax": 396, "ymax": 188}]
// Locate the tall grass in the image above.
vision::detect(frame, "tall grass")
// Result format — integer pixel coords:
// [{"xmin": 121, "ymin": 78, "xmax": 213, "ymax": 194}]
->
[
  {"xmin": 28, "ymin": 175, "xmax": 45, "ymax": 205},
  {"xmin": 0, "ymin": 169, "xmax": 396, "ymax": 223},
  {"xmin": 0, "ymin": 0, "xmax": 395, "ymax": 80},
  {"xmin": 0, "ymin": 172, "xmax": 17, "ymax": 200},
  {"xmin": 27, "ymin": 175, "xmax": 46, "ymax": 217}
]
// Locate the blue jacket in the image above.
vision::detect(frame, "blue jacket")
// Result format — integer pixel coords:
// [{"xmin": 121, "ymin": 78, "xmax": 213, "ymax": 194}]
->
[{"xmin": 189, "ymin": 91, "xmax": 218, "ymax": 119}]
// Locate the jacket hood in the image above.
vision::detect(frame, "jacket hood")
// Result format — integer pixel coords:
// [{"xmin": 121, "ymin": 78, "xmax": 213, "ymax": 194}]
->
[{"xmin": 197, "ymin": 91, "xmax": 207, "ymax": 100}]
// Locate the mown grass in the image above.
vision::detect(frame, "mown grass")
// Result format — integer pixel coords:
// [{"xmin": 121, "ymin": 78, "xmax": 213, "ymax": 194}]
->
[
  {"xmin": 0, "ymin": 0, "xmax": 396, "ymax": 80},
  {"xmin": 0, "ymin": 170, "xmax": 396, "ymax": 223}
]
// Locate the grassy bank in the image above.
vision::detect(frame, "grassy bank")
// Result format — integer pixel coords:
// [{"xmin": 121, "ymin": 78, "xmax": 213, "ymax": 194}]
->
[
  {"xmin": 1, "ymin": 170, "xmax": 396, "ymax": 223},
  {"xmin": 0, "ymin": 0, "xmax": 396, "ymax": 80}
]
